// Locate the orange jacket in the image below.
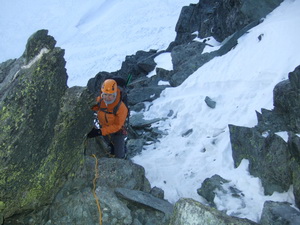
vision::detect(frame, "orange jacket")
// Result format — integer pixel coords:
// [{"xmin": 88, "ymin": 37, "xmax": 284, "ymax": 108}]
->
[{"xmin": 92, "ymin": 89, "xmax": 128, "ymax": 136}]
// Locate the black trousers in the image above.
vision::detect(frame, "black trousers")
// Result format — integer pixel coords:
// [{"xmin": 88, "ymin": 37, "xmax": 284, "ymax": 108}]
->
[{"xmin": 103, "ymin": 133, "xmax": 126, "ymax": 158}]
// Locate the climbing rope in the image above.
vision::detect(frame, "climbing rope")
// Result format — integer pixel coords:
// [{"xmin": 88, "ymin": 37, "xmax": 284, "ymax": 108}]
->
[{"xmin": 91, "ymin": 154, "xmax": 102, "ymax": 225}]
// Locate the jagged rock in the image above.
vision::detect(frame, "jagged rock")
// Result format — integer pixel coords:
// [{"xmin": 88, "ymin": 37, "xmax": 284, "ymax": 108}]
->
[
  {"xmin": 155, "ymin": 67, "xmax": 173, "ymax": 81},
  {"xmin": 173, "ymin": 0, "xmax": 283, "ymax": 45},
  {"xmin": 23, "ymin": 29, "xmax": 56, "ymax": 64},
  {"xmin": 273, "ymin": 65, "xmax": 300, "ymax": 132},
  {"xmin": 119, "ymin": 50, "xmax": 158, "ymax": 80},
  {"xmin": 197, "ymin": 174, "xmax": 229, "ymax": 207},
  {"xmin": 130, "ymin": 102, "xmax": 145, "ymax": 112},
  {"xmin": 115, "ymin": 187, "xmax": 173, "ymax": 215},
  {"xmin": 126, "ymin": 138, "xmax": 144, "ymax": 158},
  {"xmin": 256, "ymin": 108, "xmax": 288, "ymax": 133},
  {"xmin": 229, "ymin": 66, "xmax": 300, "ymax": 209},
  {"xmin": 150, "ymin": 187, "xmax": 165, "ymax": 199},
  {"xmin": 169, "ymin": 198, "xmax": 258, "ymax": 225},
  {"xmin": 288, "ymin": 133, "xmax": 300, "ymax": 208},
  {"xmin": 170, "ymin": 49, "xmax": 216, "ymax": 86},
  {"xmin": 0, "ymin": 30, "xmax": 94, "ymax": 220},
  {"xmin": 168, "ymin": 0, "xmax": 282, "ymax": 86},
  {"xmin": 130, "ymin": 113, "xmax": 163, "ymax": 129},
  {"xmin": 128, "ymin": 86, "xmax": 167, "ymax": 105},
  {"xmin": 260, "ymin": 201, "xmax": 300, "ymax": 225},
  {"xmin": 137, "ymin": 56, "xmax": 157, "ymax": 74},
  {"xmin": 0, "ymin": 59, "xmax": 16, "ymax": 83},
  {"xmin": 289, "ymin": 65, "xmax": 300, "ymax": 90},
  {"xmin": 229, "ymin": 125, "xmax": 293, "ymax": 195},
  {"xmin": 169, "ymin": 20, "xmax": 259, "ymax": 86},
  {"xmin": 256, "ymin": 66, "xmax": 300, "ymax": 134},
  {"xmin": 171, "ymin": 41, "xmax": 206, "ymax": 71},
  {"xmin": 115, "ymin": 187, "xmax": 172, "ymax": 225}
]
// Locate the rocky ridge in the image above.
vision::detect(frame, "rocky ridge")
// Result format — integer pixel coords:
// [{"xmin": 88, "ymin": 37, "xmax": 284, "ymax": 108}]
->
[{"xmin": 1, "ymin": 0, "xmax": 300, "ymax": 224}]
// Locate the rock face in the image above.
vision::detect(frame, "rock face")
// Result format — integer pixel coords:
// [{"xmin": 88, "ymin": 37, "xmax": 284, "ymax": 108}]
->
[
  {"xmin": 0, "ymin": 29, "xmax": 94, "ymax": 219},
  {"xmin": 229, "ymin": 66, "xmax": 300, "ymax": 208},
  {"xmin": 173, "ymin": 0, "xmax": 283, "ymax": 45}
]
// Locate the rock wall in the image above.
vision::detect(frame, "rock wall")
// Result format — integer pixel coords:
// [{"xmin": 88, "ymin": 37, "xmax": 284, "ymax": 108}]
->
[
  {"xmin": 229, "ymin": 66, "xmax": 300, "ymax": 208},
  {"xmin": 0, "ymin": 30, "xmax": 94, "ymax": 219}
]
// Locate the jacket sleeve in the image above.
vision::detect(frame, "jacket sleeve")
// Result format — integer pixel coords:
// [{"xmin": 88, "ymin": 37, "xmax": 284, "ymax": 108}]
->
[{"xmin": 101, "ymin": 103, "xmax": 128, "ymax": 136}]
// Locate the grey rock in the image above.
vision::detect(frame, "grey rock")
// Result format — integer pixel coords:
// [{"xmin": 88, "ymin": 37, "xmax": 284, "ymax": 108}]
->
[
  {"xmin": 260, "ymin": 201, "xmax": 300, "ymax": 225},
  {"xmin": 97, "ymin": 158, "xmax": 151, "ymax": 192},
  {"xmin": 174, "ymin": 0, "xmax": 283, "ymax": 45},
  {"xmin": 115, "ymin": 188, "xmax": 173, "ymax": 216},
  {"xmin": 169, "ymin": 198, "xmax": 258, "ymax": 225},
  {"xmin": 126, "ymin": 138, "xmax": 144, "ymax": 158},
  {"xmin": 197, "ymin": 174, "xmax": 229, "ymax": 207},
  {"xmin": 128, "ymin": 86, "xmax": 166, "ymax": 105},
  {"xmin": 171, "ymin": 41, "xmax": 206, "ymax": 71},
  {"xmin": 288, "ymin": 133, "xmax": 300, "ymax": 208},
  {"xmin": 229, "ymin": 125, "xmax": 293, "ymax": 195},
  {"xmin": 150, "ymin": 186, "xmax": 165, "ymax": 199},
  {"xmin": 23, "ymin": 29, "xmax": 56, "ymax": 64},
  {"xmin": 205, "ymin": 96, "xmax": 216, "ymax": 108},
  {"xmin": 130, "ymin": 113, "xmax": 163, "ymax": 129}
]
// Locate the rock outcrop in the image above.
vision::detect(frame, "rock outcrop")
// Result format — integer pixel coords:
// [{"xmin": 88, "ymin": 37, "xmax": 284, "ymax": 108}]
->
[
  {"xmin": 229, "ymin": 66, "xmax": 300, "ymax": 208},
  {"xmin": 172, "ymin": 0, "xmax": 283, "ymax": 46},
  {"xmin": 0, "ymin": 29, "xmax": 94, "ymax": 219}
]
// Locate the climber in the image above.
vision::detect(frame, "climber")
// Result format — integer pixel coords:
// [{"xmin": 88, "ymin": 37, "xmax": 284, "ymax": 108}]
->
[{"xmin": 87, "ymin": 79, "xmax": 128, "ymax": 158}]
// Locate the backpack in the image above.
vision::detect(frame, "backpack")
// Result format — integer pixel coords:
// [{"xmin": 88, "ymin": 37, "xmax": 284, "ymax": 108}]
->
[{"xmin": 108, "ymin": 76, "xmax": 129, "ymax": 115}]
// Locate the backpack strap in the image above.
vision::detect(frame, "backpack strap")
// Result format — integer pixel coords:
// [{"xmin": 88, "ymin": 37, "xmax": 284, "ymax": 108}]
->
[{"xmin": 98, "ymin": 98, "xmax": 122, "ymax": 116}]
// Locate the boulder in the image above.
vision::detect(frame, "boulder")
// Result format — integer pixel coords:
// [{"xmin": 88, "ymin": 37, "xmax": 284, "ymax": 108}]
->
[
  {"xmin": 205, "ymin": 96, "xmax": 216, "ymax": 108},
  {"xmin": 169, "ymin": 198, "xmax": 258, "ymax": 225},
  {"xmin": 260, "ymin": 201, "xmax": 300, "ymax": 225},
  {"xmin": 115, "ymin": 187, "xmax": 173, "ymax": 216},
  {"xmin": 197, "ymin": 174, "xmax": 229, "ymax": 207}
]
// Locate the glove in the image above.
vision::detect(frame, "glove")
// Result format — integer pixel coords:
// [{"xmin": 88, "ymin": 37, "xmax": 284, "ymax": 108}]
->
[
  {"xmin": 87, "ymin": 128, "xmax": 102, "ymax": 138},
  {"xmin": 91, "ymin": 104, "xmax": 100, "ymax": 111}
]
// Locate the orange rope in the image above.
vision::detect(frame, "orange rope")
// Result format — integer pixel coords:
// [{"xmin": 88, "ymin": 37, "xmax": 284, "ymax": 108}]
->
[{"xmin": 91, "ymin": 154, "xmax": 102, "ymax": 225}]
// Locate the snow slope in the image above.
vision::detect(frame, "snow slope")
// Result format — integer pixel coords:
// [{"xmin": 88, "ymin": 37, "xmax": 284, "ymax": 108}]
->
[{"xmin": 0, "ymin": 0, "xmax": 197, "ymax": 86}]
